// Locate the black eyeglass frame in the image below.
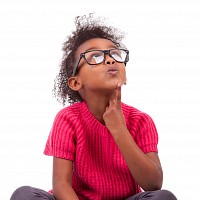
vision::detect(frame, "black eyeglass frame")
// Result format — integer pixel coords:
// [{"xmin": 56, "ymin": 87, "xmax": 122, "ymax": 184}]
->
[{"xmin": 72, "ymin": 48, "xmax": 129, "ymax": 76}]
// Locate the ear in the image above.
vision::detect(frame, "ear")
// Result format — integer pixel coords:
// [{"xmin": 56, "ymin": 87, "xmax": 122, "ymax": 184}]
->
[{"xmin": 68, "ymin": 77, "xmax": 83, "ymax": 91}]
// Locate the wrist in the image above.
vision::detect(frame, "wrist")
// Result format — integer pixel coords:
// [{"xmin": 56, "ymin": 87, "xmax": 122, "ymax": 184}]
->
[{"xmin": 109, "ymin": 126, "xmax": 129, "ymax": 139}]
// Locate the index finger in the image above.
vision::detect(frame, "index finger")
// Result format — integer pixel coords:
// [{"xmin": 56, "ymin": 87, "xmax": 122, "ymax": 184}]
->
[
  {"xmin": 116, "ymin": 83, "xmax": 122, "ymax": 107},
  {"xmin": 109, "ymin": 83, "xmax": 122, "ymax": 107}
]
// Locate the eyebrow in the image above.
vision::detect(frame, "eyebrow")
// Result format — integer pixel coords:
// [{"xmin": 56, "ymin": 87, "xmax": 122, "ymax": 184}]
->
[{"xmin": 84, "ymin": 45, "xmax": 117, "ymax": 52}]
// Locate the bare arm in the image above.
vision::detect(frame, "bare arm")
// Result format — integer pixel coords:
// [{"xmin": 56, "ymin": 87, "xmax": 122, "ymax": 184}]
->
[
  {"xmin": 53, "ymin": 157, "xmax": 79, "ymax": 200},
  {"xmin": 103, "ymin": 84, "xmax": 163, "ymax": 191}
]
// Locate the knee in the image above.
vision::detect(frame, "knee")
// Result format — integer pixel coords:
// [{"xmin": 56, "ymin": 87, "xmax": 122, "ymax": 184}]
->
[
  {"xmin": 160, "ymin": 189, "xmax": 177, "ymax": 200},
  {"xmin": 10, "ymin": 186, "xmax": 33, "ymax": 200}
]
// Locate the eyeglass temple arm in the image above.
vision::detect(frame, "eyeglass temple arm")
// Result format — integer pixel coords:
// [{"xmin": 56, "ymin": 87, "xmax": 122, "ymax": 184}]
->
[{"xmin": 72, "ymin": 57, "xmax": 82, "ymax": 76}]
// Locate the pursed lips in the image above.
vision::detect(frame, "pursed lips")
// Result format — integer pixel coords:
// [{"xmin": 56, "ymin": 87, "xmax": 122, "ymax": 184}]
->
[{"xmin": 107, "ymin": 67, "xmax": 118, "ymax": 75}]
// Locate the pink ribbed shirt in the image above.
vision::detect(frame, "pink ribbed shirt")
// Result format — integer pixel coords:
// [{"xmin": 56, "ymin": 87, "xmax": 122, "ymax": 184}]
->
[{"xmin": 44, "ymin": 101, "xmax": 158, "ymax": 200}]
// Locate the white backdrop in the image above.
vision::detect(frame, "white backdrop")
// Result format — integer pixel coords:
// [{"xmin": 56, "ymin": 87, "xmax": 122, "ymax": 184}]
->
[{"xmin": 1, "ymin": 0, "xmax": 200, "ymax": 199}]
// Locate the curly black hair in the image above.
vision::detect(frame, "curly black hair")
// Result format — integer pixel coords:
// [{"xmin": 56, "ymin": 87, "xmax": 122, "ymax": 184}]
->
[{"xmin": 53, "ymin": 13, "xmax": 126, "ymax": 105}]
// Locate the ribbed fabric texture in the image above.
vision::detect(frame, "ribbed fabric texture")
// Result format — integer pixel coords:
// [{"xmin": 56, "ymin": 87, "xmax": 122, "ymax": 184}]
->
[{"xmin": 44, "ymin": 101, "xmax": 158, "ymax": 200}]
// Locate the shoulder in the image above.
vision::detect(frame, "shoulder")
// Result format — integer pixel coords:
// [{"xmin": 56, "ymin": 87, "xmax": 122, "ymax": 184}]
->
[
  {"xmin": 53, "ymin": 102, "xmax": 86, "ymax": 126},
  {"xmin": 122, "ymin": 102, "xmax": 152, "ymax": 121},
  {"xmin": 122, "ymin": 103, "xmax": 158, "ymax": 153},
  {"xmin": 122, "ymin": 102, "xmax": 157, "ymax": 131}
]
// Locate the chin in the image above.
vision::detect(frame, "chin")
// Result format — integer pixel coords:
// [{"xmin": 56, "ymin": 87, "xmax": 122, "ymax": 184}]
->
[{"xmin": 113, "ymin": 79, "xmax": 126, "ymax": 87}]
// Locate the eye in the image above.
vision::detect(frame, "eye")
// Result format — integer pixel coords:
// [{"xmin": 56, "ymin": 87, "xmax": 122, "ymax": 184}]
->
[
  {"xmin": 85, "ymin": 51, "xmax": 104, "ymax": 64},
  {"xmin": 93, "ymin": 55, "xmax": 104, "ymax": 64},
  {"xmin": 92, "ymin": 53, "xmax": 102, "ymax": 59},
  {"xmin": 111, "ymin": 50, "xmax": 123, "ymax": 61},
  {"xmin": 110, "ymin": 49, "xmax": 127, "ymax": 62}
]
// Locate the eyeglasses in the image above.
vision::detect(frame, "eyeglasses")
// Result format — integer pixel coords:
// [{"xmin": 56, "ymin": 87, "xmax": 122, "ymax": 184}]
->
[{"xmin": 72, "ymin": 48, "xmax": 129, "ymax": 76}]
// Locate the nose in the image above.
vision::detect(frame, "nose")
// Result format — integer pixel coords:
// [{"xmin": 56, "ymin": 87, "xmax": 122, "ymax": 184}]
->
[{"xmin": 105, "ymin": 55, "xmax": 115, "ymax": 65}]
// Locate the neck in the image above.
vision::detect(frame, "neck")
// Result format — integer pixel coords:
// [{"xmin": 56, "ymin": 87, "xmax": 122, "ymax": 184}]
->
[{"xmin": 82, "ymin": 93, "xmax": 113, "ymax": 125}]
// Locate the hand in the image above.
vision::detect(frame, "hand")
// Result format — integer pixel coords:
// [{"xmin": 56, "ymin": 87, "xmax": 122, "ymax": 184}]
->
[{"xmin": 103, "ymin": 83, "xmax": 127, "ymax": 134}]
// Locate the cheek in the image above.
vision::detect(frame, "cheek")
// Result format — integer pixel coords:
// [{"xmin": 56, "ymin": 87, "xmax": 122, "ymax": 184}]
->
[
  {"xmin": 78, "ymin": 67, "xmax": 98, "ymax": 85},
  {"xmin": 121, "ymin": 67, "xmax": 127, "ymax": 78},
  {"xmin": 119, "ymin": 67, "xmax": 127, "ymax": 84}
]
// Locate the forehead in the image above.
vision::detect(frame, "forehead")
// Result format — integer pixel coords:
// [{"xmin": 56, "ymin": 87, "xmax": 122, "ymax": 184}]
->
[{"xmin": 75, "ymin": 38, "xmax": 117, "ymax": 57}]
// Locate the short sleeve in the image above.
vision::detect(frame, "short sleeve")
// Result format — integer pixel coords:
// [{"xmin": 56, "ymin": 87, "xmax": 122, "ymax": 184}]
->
[
  {"xmin": 130, "ymin": 109, "xmax": 158, "ymax": 154},
  {"xmin": 43, "ymin": 108, "xmax": 76, "ymax": 161}
]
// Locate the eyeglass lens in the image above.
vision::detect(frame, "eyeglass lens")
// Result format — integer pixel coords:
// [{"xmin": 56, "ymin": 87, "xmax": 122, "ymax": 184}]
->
[{"xmin": 84, "ymin": 49, "xmax": 127, "ymax": 65}]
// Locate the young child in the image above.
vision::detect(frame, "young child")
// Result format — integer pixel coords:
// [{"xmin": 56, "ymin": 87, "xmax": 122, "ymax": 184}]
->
[{"xmin": 10, "ymin": 14, "xmax": 177, "ymax": 200}]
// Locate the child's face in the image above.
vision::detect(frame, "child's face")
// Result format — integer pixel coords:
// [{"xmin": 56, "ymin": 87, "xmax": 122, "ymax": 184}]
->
[{"xmin": 73, "ymin": 38, "xmax": 127, "ymax": 92}]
